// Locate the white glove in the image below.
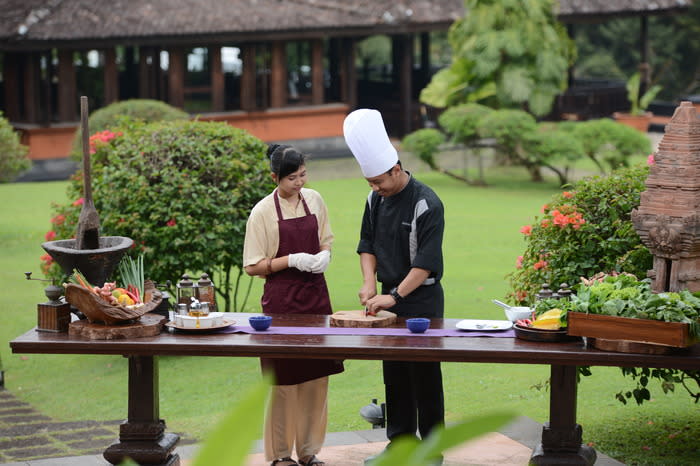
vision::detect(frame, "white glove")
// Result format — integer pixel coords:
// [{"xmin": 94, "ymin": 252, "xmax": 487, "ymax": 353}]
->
[
  {"xmin": 310, "ymin": 250, "xmax": 331, "ymax": 274},
  {"xmin": 288, "ymin": 252, "xmax": 315, "ymax": 272}
]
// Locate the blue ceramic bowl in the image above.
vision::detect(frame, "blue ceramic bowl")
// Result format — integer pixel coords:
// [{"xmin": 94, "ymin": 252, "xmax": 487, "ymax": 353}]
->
[
  {"xmin": 249, "ymin": 315, "xmax": 272, "ymax": 331},
  {"xmin": 406, "ymin": 317, "xmax": 430, "ymax": 333}
]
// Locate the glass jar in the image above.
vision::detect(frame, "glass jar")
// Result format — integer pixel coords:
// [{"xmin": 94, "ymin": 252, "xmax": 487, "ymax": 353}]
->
[
  {"xmin": 176, "ymin": 274, "xmax": 196, "ymax": 311},
  {"xmin": 196, "ymin": 273, "xmax": 217, "ymax": 312}
]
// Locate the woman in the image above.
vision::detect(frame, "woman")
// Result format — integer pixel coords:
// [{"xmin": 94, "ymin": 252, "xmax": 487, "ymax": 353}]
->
[{"xmin": 243, "ymin": 144, "xmax": 344, "ymax": 466}]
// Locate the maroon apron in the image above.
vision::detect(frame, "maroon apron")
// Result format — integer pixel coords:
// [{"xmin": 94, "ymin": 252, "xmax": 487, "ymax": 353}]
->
[{"xmin": 260, "ymin": 190, "xmax": 344, "ymax": 385}]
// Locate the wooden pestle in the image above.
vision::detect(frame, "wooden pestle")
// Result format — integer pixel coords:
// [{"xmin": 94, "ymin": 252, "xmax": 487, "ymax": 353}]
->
[{"xmin": 75, "ymin": 96, "xmax": 101, "ymax": 250}]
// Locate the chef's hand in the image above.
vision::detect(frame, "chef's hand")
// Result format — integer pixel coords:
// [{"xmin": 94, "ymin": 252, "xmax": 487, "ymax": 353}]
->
[
  {"xmin": 288, "ymin": 253, "xmax": 315, "ymax": 272},
  {"xmin": 310, "ymin": 250, "xmax": 331, "ymax": 273},
  {"xmin": 358, "ymin": 283, "xmax": 377, "ymax": 308},
  {"xmin": 365, "ymin": 294, "xmax": 396, "ymax": 315}
]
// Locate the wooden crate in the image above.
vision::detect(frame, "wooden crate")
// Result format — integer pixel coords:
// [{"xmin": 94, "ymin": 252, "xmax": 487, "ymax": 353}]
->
[{"xmin": 567, "ymin": 311, "xmax": 696, "ymax": 348}]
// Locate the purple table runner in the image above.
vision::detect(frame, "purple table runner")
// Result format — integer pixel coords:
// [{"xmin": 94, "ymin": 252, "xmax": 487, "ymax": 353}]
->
[{"xmin": 216, "ymin": 325, "xmax": 515, "ymax": 338}]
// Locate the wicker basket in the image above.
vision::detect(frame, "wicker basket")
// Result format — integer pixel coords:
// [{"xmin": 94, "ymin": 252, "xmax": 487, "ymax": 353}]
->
[{"xmin": 65, "ymin": 280, "xmax": 163, "ymax": 325}]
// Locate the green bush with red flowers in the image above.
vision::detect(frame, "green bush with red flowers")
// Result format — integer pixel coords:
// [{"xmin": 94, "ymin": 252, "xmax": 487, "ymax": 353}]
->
[
  {"xmin": 506, "ymin": 164, "xmax": 653, "ymax": 306},
  {"xmin": 43, "ymin": 118, "xmax": 274, "ymax": 311}
]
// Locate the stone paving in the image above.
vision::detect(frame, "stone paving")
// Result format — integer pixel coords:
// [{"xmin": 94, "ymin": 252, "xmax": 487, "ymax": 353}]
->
[{"xmin": 0, "ymin": 389, "xmax": 197, "ymax": 463}]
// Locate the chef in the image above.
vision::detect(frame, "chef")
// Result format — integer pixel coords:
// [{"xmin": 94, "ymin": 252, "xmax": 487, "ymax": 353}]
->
[
  {"xmin": 343, "ymin": 109, "xmax": 446, "ymax": 464},
  {"xmin": 243, "ymin": 143, "xmax": 344, "ymax": 466}
]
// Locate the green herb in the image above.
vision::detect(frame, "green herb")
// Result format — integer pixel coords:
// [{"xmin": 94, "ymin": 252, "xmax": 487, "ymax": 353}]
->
[
  {"xmin": 118, "ymin": 254, "xmax": 144, "ymax": 299},
  {"xmin": 572, "ymin": 274, "xmax": 700, "ymax": 339}
]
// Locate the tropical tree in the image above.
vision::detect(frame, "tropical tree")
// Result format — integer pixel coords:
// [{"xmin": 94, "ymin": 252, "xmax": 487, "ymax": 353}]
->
[{"xmin": 420, "ymin": 0, "xmax": 575, "ymax": 117}]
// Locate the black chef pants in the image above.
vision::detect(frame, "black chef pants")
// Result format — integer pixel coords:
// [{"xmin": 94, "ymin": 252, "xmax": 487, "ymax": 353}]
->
[{"xmin": 383, "ymin": 360, "xmax": 445, "ymax": 441}]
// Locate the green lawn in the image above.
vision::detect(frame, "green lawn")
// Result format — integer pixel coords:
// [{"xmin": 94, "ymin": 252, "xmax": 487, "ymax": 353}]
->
[{"xmin": 2, "ymin": 160, "xmax": 699, "ymax": 465}]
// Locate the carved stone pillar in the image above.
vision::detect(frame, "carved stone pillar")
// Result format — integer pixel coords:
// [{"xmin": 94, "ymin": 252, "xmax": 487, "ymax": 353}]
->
[{"xmin": 631, "ymin": 101, "xmax": 700, "ymax": 292}]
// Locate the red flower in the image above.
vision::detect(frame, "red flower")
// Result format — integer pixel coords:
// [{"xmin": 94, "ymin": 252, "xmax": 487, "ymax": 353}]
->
[
  {"xmin": 166, "ymin": 218, "xmax": 177, "ymax": 227},
  {"xmin": 40, "ymin": 253, "xmax": 53, "ymax": 264},
  {"xmin": 519, "ymin": 225, "xmax": 532, "ymax": 236},
  {"xmin": 44, "ymin": 230, "xmax": 56, "ymax": 241},
  {"xmin": 540, "ymin": 203, "xmax": 549, "ymax": 213},
  {"xmin": 562, "ymin": 191, "xmax": 573, "ymax": 199},
  {"xmin": 72, "ymin": 197, "xmax": 85, "ymax": 206},
  {"xmin": 51, "ymin": 214, "xmax": 65, "ymax": 225},
  {"xmin": 533, "ymin": 260, "xmax": 548, "ymax": 270},
  {"xmin": 515, "ymin": 290, "xmax": 528, "ymax": 302}
]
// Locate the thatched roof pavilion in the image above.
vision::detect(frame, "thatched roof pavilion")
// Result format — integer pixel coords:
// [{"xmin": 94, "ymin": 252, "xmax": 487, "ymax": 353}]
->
[{"xmin": 0, "ymin": 0, "xmax": 692, "ymax": 161}]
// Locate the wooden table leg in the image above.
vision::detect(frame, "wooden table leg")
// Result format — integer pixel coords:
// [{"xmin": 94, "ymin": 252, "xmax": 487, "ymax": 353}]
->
[
  {"xmin": 103, "ymin": 355, "xmax": 180, "ymax": 465},
  {"xmin": 530, "ymin": 365, "xmax": 596, "ymax": 465}
]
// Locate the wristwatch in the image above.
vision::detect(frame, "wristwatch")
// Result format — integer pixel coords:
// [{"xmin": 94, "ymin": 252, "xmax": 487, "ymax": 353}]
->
[{"xmin": 389, "ymin": 287, "xmax": 404, "ymax": 303}]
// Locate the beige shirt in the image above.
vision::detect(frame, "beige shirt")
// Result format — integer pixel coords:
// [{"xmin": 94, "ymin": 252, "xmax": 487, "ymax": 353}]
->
[{"xmin": 243, "ymin": 187, "xmax": 333, "ymax": 267}]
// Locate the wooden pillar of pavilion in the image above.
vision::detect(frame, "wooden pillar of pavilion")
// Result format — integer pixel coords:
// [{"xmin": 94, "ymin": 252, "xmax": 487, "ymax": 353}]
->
[
  {"xmin": 240, "ymin": 43, "xmax": 257, "ymax": 111},
  {"xmin": 339, "ymin": 38, "xmax": 356, "ymax": 109},
  {"xmin": 398, "ymin": 34, "xmax": 414, "ymax": 135},
  {"xmin": 167, "ymin": 47, "xmax": 185, "ymax": 109},
  {"xmin": 23, "ymin": 52, "xmax": 41, "ymax": 123},
  {"xmin": 270, "ymin": 41, "xmax": 287, "ymax": 108},
  {"xmin": 57, "ymin": 50, "xmax": 77, "ymax": 121},
  {"xmin": 2, "ymin": 52, "xmax": 21, "ymax": 121},
  {"xmin": 139, "ymin": 46, "xmax": 160, "ymax": 99},
  {"xmin": 103, "ymin": 48, "xmax": 119, "ymax": 105},
  {"xmin": 210, "ymin": 46, "xmax": 224, "ymax": 112},
  {"xmin": 419, "ymin": 32, "xmax": 431, "ymax": 90},
  {"xmin": 311, "ymin": 39, "xmax": 324, "ymax": 105}
]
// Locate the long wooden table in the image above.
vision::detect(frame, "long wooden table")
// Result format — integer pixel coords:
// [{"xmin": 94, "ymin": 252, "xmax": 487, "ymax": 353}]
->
[{"xmin": 10, "ymin": 313, "xmax": 700, "ymax": 466}]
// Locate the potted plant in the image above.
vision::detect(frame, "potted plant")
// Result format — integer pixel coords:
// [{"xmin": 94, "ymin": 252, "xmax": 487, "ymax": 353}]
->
[{"xmin": 613, "ymin": 72, "xmax": 663, "ymax": 132}]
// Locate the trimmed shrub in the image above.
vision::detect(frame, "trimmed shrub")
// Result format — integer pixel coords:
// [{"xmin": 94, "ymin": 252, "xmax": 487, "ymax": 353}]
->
[
  {"xmin": 401, "ymin": 128, "xmax": 445, "ymax": 169},
  {"xmin": 506, "ymin": 164, "xmax": 653, "ymax": 305},
  {"xmin": 46, "ymin": 119, "xmax": 274, "ymax": 312},
  {"xmin": 71, "ymin": 99, "xmax": 189, "ymax": 159},
  {"xmin": 572, "ymin": 118, "xmax": 651, "ymax": 172},
  {"xmin": 437, "ymin": 103, "xmax": 493, "ymax": 145},
  {"xmin": 0, "ymin": 112, "xmax": 30, "ymax": 182}
]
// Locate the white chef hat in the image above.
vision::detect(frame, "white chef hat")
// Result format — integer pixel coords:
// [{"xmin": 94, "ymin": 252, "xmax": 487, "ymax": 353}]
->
[{"xmin": 343, "ymin": 109, "xmax": 398, "ymax": 178}]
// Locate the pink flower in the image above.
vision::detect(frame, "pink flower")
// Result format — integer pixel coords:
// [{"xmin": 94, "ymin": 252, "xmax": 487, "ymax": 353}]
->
[
  {"xmin": 647, "ymin": 153, "xmax": 655, "ymax": 165},
  {"xmin": 540, "ymin": 203, "xmax": 549, "ymax": 213},
  {"xmin": 515, "ymin": 256, "xmax": 523, "ymax": 269},
  {"xmin": 533, "ymin": 260, "xmax": 548, "ymax": 270},
  {"xmin": 44, "ymin": 230, "xmax": 56, "ymax": 241},
  {"xmin": 520, "ymin": 225, "xmax": 532, "ymax": 236},
  {"xmin": 72, "ymin": 197, "xmax": 85, "ymax": 206},
  {"xmin": 51, "ymin": 214, "xmax": 65, "ymax": 225},
  {"xmin": 166, "ymin": 218, "xmax": 177, "ymax": 227}
]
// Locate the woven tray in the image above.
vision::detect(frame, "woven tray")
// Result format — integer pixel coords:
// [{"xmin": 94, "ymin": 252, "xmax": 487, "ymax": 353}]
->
[{"xmin": 65, "ymin": 280, "xmax": 163, "ymax": 325}]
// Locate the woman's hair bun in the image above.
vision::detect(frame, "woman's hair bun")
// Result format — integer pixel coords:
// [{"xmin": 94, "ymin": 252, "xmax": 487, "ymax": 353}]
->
[{"xmin": 266, "ymin": 144, "xmax": 281, "ymax": 159}]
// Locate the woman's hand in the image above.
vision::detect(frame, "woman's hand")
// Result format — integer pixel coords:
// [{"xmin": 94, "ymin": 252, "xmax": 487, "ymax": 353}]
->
[
  {"xmin": 310, "ymin": 250, "xmax": 331, "ymax": 273},
  {"xmin": 288, "ymin": 253, "xmax": 315, "ymax": 272}
]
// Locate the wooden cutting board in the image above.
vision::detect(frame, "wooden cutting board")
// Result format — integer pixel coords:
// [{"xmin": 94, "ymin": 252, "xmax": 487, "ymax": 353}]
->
[{"xmin": 330, "ymin": 310, "xmax": 397, "ymax": 327}]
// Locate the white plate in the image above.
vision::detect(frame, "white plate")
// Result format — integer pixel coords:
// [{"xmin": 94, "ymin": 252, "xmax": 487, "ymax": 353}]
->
[
  {"xmin": 456, "ymin": 319, "xmax": 513, "ymax": 331},
  {"xmin": 165, "ymin": 319, "xmax": 235, "ymax": 332}
]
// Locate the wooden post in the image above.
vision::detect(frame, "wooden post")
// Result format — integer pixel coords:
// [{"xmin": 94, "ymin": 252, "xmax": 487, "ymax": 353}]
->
[
  {"xmin": 240, "ymin": 43, "xmax": 257, "ymax": 111},
  {"xmin": 639, "ymin": 16, "xmax": 650, "ymax": 97},
  {"xmin": 24, "ymin": 52, "xmax": 41, "ymax": 123},
  {"xmin": 210, "ymin": 46, "xmax": 224, "ymax": 112},
  {"xmin": 167, "ymin": 47, "xmax": 185, "ymax": 109},
  {"xmin": 57, "ymin": 50, "xmax": 77, "ymax": 121},
  {"xmin": 270, "ymin": 41, "xmax": 287, "ymax": 108},
  {"xmin": 103, "ymin": 48, "xmax": 118, "ymax": 105},
  {"xmin": 311, "ymin": 39, "xmax": 324, "ymax": 105},
  {"xmin": 340, "ymin": 38, "xmax": 356, "ymax": 108},
  {"xmin": 398, "ymin": 34, "xmax": 413, "ymax": 136},
  {"xmin": 419, "ymin": 32, "xmax": 431, "ymax": 89}
]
